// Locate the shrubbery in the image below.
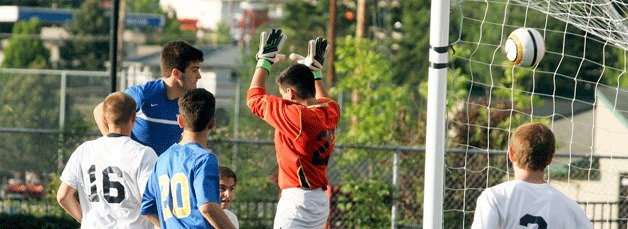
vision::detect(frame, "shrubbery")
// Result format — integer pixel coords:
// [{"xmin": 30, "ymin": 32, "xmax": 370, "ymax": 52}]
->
[{"xmin": 0, "ymin": 213, "xmax": 79, "ymax": 229}]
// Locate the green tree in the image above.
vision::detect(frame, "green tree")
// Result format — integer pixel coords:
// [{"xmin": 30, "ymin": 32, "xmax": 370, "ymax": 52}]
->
[
  {"xmin": 0, "ymin": 19, "xmax": 56, "ymax": 174},
  {"xmin": 59, "ymin": 0, "xmax": 109, "ymax": 70},
  {"xmin": 1, "ymin": 18, "xmax": 49, "ymax": 69},
  {"xmin": 0, "ymin": 18, "xmax": 88, "ymax": 179},
  {"xmin": 330, "ymin": 36, "xmax": 414, "ymax": 227}
]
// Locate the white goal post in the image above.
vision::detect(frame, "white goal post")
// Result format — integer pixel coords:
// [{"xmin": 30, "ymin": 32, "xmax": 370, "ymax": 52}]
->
[{"xmin": 425, "ymin": 0, "xmax": 628, "ymax": 228}]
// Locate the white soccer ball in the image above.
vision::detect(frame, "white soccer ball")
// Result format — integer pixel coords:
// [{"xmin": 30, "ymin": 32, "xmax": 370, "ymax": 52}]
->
[{"xmin": 504, "ymin": 28, "xmax": 545, "ymax": 67}]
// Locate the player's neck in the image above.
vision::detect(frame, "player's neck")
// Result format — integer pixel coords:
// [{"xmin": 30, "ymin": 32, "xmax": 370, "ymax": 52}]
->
[
  {"xmin": 297, "ymin": 97, "xmax": 318, "ymax": 106},
  {"xmin": 179, "ymin": 130, "xmax": 210, "ymax": 148},
  {"xmin": 106, "ymin": 126, "xmax": 132, "ymax": 136},
  {"xmin": 163, "ymin": 77, "xmax": 185, "ymax": 100},
  {"xmin": 515, "ymin": 169, "xmax": 546, "ymax": 184}
]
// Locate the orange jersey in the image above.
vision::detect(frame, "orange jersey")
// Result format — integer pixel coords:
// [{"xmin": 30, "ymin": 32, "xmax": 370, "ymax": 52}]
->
[{"xmin": 247, "ymin": 87, "xmax": 340, "ymax": 190}]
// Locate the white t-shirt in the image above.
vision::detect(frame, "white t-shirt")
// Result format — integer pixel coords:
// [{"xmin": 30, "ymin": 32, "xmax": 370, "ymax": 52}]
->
[
  {"xmin": 60, "ymin": 135, "xmax": 158, "ymax": 229},
  {"xmin": 471, "ymin": 180, "xmax": 592, "ymax": 229},
  {"xmin": 224, "ymin": 208, "xmax": 239, "ymax": 229}
]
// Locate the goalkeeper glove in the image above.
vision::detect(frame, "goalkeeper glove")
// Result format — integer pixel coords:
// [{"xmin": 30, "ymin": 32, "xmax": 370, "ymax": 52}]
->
[
  {"xmin": 289, "ymin": 37, "xmax": 330, "ymax": 79},
  {"xmin": 256, "ymin": 28, "xmax": 287, "ymax": 72}
]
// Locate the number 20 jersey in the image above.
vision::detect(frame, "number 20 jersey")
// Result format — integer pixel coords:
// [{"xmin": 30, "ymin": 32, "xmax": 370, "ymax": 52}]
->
[
  {"xmin": 140, "ymin": 143, "xmax": 221, "ymax": 228},
  {"xmin": 60, "ymin": 135, "xmax": 158, "ymax": 228},
  {"xmin": 247, "ymin": 87, "xmax": 341, "ymax": 190}
]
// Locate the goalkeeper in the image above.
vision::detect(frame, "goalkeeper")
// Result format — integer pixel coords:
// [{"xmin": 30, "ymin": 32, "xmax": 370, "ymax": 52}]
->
[{"xmin": 246, "ymin": 28, "xmax": 340, "ymax": 229}]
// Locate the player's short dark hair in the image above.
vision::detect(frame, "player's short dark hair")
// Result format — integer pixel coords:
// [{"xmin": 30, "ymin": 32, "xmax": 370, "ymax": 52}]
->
[
  {"xmin": 103, "ymin": 92, "xmax": 136, "ymax": 126},
  {"xmin": 161, "ymin": 40, "xmax": 204, "ymax": 78},
  {"xmin": 219, "ymin": 165, "xmax": 237, "ymax": 185},
  {"xmin": 275, "ymin": 64, "xmax": 316, "ymax": 99},
  {"xmin": 178, "ymin": 88, "xmax": 215, "ymax": 132},
  {"xmin": 510, "ymin": 122, "xmax": 555, "ymax": 171}
]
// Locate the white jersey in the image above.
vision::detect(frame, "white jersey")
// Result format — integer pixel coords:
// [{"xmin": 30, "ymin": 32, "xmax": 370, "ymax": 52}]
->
[
  {"xmin": 224, "ymin": 208, "xmax": 240, "ymax": 229},
  {"xmin": 471, "ymin": 180, "xmax": 592, "ymax": 229},
  {"xmin": 60, "ymin": 135, "xmax": 158, "ymax": 229}
]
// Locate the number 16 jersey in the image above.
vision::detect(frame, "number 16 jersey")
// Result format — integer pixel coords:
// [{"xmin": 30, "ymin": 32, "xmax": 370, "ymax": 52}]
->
[{"xmin": 60, "ymin": 135, "xmax": 158, "ymax": 228}]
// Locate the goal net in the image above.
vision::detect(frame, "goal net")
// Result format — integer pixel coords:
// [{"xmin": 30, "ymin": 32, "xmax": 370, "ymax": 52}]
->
[{"xmin": 440, "ymin": 0, "xmax": 628, "ymax": 227}]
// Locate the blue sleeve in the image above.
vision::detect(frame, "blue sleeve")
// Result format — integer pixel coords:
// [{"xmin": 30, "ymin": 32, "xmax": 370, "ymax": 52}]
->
[
  {"xmin": 193, "ymin": 154, "xmax": 220, "ymax": 206},
  {"xmin": 140, "ymin": 172, "xmax": 159, "ymax": 215},
  {"xmin": 125, "ymin": 84, "xmax": 145, "ymax": 112}
]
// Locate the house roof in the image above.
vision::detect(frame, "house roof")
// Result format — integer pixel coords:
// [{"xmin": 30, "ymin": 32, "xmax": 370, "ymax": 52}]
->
[
  {"xmin": 596, "ymin": 86, "xmax": 628, "ymax": 128},
  {"xmin": 125, "ymin": 45, "xmax": 243, "ymax": 69}
]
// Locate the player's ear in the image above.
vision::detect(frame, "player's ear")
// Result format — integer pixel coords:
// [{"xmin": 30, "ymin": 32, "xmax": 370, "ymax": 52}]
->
[
  {"xmin": 130, "ymin": 112, "xmax": 136, "ymax": 124},
  {"xmin": 508, "ymin": 146, "xmax": 515, "ymax": 163},
  {"xmin": 177, "ymin": 114, "xmax": 184, "ymax": 128},
  {"xmin": 102, "ymin": 113, "xmax": 109, "ymax": 126},
  {"xmin": 546, "ymin": 154, "xmax": 554, "ymax": 165},
  {"xmin": 172, "ymin": 68, "xmax": 182, "ymax": 80},
  {"xmin": 207, "ymin": 117, "xmax": 215, "ymax": 130},
  {"xmin": 287, "ymin": 88, "xmax": 296, "ymax": 100}
]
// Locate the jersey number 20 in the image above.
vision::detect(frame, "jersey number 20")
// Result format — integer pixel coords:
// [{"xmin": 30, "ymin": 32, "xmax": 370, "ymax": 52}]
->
[
  {"xmin": 87, "ymin": 165, "xmax": 125, "ymax": 203},
  {"xmin": 158, "ymin": 173, "xmax": 192, "ymax": 220}
]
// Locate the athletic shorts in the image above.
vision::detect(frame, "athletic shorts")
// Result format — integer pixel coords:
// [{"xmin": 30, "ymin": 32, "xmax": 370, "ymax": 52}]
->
[{"xmin": 273, "ymin": 187, "xmax": 330, "ymax": 229}]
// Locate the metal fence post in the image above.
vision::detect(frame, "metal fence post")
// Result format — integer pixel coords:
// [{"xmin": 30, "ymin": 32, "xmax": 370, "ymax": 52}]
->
[
  {"xmin": 57, "ymin": 71, "xmax": 67, "ymax": 174},
  {"xmin": 391, "ymin": 148, "xmax": 400, "ymax": 229},
  {"xmin": 233, "ymin": 76, "xmax": 241, "ymax": 171}
]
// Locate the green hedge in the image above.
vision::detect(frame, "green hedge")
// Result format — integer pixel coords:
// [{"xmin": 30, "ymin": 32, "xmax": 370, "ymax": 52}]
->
[{"xmin": 0, "ymin": 213, "xmax": 79, "ymax": 229}]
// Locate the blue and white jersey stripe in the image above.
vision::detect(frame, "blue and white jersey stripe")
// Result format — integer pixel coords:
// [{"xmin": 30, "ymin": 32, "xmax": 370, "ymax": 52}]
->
[{"xmin": 125, "ymin": 79, "xmax": 182, "ymax": 155}]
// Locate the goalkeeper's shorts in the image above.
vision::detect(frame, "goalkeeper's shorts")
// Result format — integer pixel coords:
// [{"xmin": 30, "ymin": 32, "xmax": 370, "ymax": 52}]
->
[{"xmin": 273, "ymin": 187, "xmax": 329, "ymax": 229}]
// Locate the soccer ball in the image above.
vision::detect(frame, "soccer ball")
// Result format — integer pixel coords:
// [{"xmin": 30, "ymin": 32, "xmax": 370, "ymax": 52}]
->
[{"xmin": 504, "ymin": 28, "xmax": 545, "ymax": 67}]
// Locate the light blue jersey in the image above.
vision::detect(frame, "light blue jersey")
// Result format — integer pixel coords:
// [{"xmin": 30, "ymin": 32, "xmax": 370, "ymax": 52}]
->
[
  {"xmin": 141, "ymin": 142, "xmax": 221, "ymax": 228},
  {"xmin": 125, "ymin": 79, "xmax": 181, "ymax": 155}
]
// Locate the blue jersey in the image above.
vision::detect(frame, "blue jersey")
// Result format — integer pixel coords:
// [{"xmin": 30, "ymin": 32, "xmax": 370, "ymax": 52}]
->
[
  {"xmin": 125, "ymin": 79, "xmax": 182, "ymax": 155},
  {"xmin": 141, "ymin": 143, "xmax": 221, "ymax": 228}
]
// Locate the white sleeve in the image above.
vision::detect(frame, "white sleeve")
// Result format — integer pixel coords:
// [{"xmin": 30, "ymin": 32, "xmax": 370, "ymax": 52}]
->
[
  {"xmin": 137, "ymin": 147, "xmax": 158, "ymax": 195},
  {"xmin": 59, "ymin": 144, "xmax": 84, "ymax": 189},
  {"xmin": 224, "ymin": 209, "xmax": 239, "ymax": 229},
  {"xmin": 572, "ymin": 201, "xmax": 593, "ymax": 229},
  {"xmin": 471, "ymin": 190, "xmax": 500, "ymax": 229}
]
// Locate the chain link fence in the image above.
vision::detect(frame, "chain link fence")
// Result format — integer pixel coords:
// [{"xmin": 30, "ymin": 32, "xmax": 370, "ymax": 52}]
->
[{"xmin": 1, "ymin": 69, "xmax": 625, "ymax": 228}]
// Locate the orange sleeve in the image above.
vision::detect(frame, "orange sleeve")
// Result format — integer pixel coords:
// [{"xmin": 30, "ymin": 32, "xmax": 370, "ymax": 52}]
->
[{"xmin": 246, "ymin": 88, "xmax": 301, "ymax": 139}]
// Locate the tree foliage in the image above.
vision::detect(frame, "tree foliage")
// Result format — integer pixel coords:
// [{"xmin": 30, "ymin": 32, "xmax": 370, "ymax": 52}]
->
[
  {"xmin": 0, "ymin": 18, "xmax": 88, "ymax": 177},
  {"xmin": 2, "ymin": 18, "xmax": 50, "ymax": 69},
  {"xmin": 60, "ymin": 0, "xmax": 109, "ymax": 70}
]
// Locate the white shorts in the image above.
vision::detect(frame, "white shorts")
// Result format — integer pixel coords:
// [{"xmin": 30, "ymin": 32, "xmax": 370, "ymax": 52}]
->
[{"xmin": 273, "ymin": 187, "xmax": 330, "ymax": 229}]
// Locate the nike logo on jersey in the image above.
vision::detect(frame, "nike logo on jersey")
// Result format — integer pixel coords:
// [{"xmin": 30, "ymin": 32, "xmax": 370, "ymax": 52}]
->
[{"xmin": 150, "ymin": 103, "xmax": 158, "ymax": 107}]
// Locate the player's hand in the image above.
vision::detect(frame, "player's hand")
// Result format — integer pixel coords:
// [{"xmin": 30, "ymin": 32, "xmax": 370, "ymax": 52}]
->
[
  {"xmin": 256, "ymin": 29, "xmax": 287, "ymax": 65},
  {"xmin": 289, "ymin": 37, "xmax": 330, "ymax": 71}
]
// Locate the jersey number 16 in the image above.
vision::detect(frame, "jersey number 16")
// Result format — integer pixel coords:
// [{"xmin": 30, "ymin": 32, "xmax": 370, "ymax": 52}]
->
[{"xmin": 87, "ymin": 165, "xmax": 125, "ymax": 204}]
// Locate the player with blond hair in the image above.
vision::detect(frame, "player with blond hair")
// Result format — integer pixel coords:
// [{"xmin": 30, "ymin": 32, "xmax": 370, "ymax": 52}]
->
[
  {"xmin": 471, "ymin": 122, "xmax": 592, "ymax": 228},
  {"xmin": 58, "ymin": 92, "xmax": 158, "ymax": 228}
]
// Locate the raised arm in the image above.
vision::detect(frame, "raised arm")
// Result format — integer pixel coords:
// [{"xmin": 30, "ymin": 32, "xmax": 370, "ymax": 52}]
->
[
  {"xmin": 314, "ymin": 79, "xmax": 329, "ymax": 99},
  {"xmin": 289, "ymin": 37, "xmax": 331, "ymax": 99},
  {"xmin": 250, "ymin": 28, "xmax": 287, "ymax": 90}
]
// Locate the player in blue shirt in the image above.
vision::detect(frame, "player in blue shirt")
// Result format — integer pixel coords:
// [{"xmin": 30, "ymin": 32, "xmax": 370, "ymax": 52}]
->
[
  {"xmin": 140, "ymin": 88, "xmax": 234, "ymax": 229},
  {"xmin": 94, "ymin": 40, "xmax": 204, "ymax": 155}
]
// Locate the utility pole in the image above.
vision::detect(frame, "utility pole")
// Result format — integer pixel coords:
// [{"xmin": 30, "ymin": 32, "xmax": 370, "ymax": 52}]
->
[
  {"xmin": 109, "ymin": 0, "xmax": 120, "ymax": 93},
  {"xmin": 327, "ymin": 0, "xmax": 336, "ymax": 86},
  {"xmin": 356, "ymin": 0, "xmax": 367, "ymax": 37},
  {"xmin": 352, "ymin": 0, "xmax": 367, "ymax": 126},
  {"xmin": 117, "ymin": 0, "xmax": 126, "ymax": 91}
]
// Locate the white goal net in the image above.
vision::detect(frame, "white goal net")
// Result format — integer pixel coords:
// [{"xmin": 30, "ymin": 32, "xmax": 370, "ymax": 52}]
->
[{"xmin": 438, "ymin": 0, "xmax": 628, "ymax": 228}]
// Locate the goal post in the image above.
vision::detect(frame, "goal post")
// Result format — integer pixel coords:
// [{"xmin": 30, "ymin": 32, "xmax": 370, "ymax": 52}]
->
[
  {"xmin": 423, "ymin": 0, "xmax": 450, "ymax": 228},
  {"xmin": 426, "ymin": 0, "xmax": 628, "ymax": 228}
]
